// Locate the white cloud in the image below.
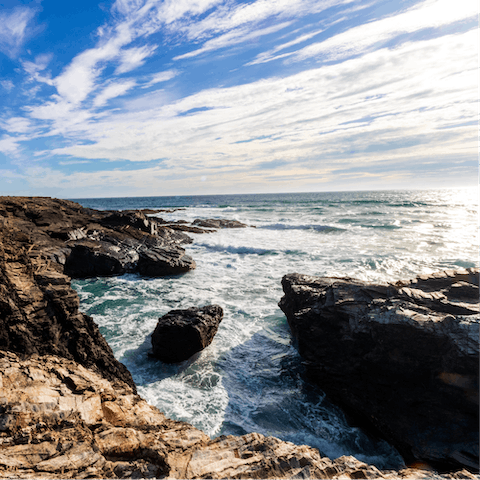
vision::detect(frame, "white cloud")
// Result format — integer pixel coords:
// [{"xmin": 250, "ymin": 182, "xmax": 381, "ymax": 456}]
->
[
  {"xmin": 287, "ymin": 0, "xmax": 477, "ymax": 64},
  {"xmin": 93, "ymin": 80, "xmax": 137, "ymax": 107},
  {"xmin": 50, "ymin": 29, "xmax": 476, "ymax": 180},
  {"xmin": 1, "ymin": 80, "xmax": 15, "ymax": 92},
  {"xmin": 0, "ymin": 117, "xmax": 32, "ymax": 134},
  {"xmin": 180, "ymin": 0, "xmax": 348, "ymax": 41},
  {"xmin": 143, "ymin": 69, "xmax": 179, "ymax": 87},
  {"xmin": 115, "ymin": 45, "xmax": 157, "ymax": 74},
  {"xmin": 22, "ymin": 54, "xmax": 54, "ymax": 85},
  {"xmin": 174, "ymin": 21, "xmax": 292, "ymax": 60},
  {"xmin": 0, "ymin": 135, "xmax": 25, "ymax": 156},
  {"xmin": 0, "ymin": 6, "xmax": 36, "ymax": 58},
  {"xmin": 247, "ymin": 28, "xmax": 324, "ymax": 65}
]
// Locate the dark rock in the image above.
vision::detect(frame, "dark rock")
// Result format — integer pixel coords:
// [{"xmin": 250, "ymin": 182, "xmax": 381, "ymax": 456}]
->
[
  {"xmin": 151, "ymin": 305, "xmax": 223, "ymax": 363},
  {"xmin": 100, "ymin": 211, "xmax": 158, "ymax": 235},
  {"xmin": 279, "ymin": 269, "xmax": 479, "ymax": 472},
  {"xmin": 0, "ymin": 220, "xmax": 135, "ymax": 391},
  {"xmin": 64, "ymin": 240, "xmax": 134, "ymax": 278},
  {"xmin": 192, "ymin": 218, "xmax": 248, "ymax": 229},
  {"xmin": 138, "ymin": 246, "xmax": 196, "ymax": 277},
  {"xmin": 163, "ymin": 224, "xmax": 214, "ymax": 234}
]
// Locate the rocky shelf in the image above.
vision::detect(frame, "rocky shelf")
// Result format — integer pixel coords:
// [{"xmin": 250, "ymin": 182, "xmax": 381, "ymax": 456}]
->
[
  {"xmin": 279, "ymin": 270, "xmax": 479, "ymax": 473},
  {"xmin": 0, "ymin": 196, "xmax": 478, "ymax": 479}
]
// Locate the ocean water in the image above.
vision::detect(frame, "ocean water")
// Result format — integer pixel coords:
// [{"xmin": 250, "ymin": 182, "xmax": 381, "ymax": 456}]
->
[{"xmin": 71, "ymin": 188, "xmax": 478, "ymax": 470}]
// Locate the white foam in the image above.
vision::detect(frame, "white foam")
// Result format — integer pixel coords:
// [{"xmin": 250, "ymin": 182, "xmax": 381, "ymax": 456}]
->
[{"xmin": 72, "ymin": 189, "xmax": 477, "ymax": 470}]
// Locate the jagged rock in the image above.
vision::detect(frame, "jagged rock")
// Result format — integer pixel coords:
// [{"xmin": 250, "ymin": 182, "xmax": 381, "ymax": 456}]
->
[
  {"xmin": 0, "ymin": 221, "xmax": 135, "ymax": 390},
  {"xmin": 64, "ymin": 239, "xmax": 138, "ymax": 278},
  {"xmin": 3, "ymin": 351, "xmax": 469, "ymax": 480},
  {"xmin": 151, "ymin": 305, "xmax": 223, "ymax": 363},
  {"xmin": 192, "ymin": 218, "xmax": 249, "ymax": 229},
  {"xmin": 279, "ymin": 269, "xmax": 479, "ymax": 472},
  {"xmin": 137, "ymin": 246, "xmax": 196, "ymax": 277},
  {"xmin": 0, "ymin": 196, "xmax": 195, "ymax": 280}
]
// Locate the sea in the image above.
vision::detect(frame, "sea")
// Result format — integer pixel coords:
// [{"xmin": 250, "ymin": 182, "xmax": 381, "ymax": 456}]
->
[{"xmin": 70, "ymin": 188, "xmax": 478, "ymax": 470}]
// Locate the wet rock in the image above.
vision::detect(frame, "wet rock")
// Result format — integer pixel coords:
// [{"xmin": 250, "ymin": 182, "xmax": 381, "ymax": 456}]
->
[
  {"xmin": 192, "ymin": 218, "xmax": 249, "ymax": 229},
  {"xmin": 64, "ymin": 240, "xmax": 136, "ymax": 278},
  {"xmin": 137, "ymin": 246, "xmax": 196, "ymax": 277},
  {"xmin": 279, "ymin": 269, "xmax": 479, "ymax": 472},
  {"xmin": 151, "ymin": 305, "xmax": 223, "ymax": 363}
]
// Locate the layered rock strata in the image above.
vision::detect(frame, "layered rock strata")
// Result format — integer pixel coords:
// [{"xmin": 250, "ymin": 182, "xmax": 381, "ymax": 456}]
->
[
  {"xmin": 151, "ymin": 305, "xmax": 223, "ymax": 363},
  {"xmin": 1, "ymin": 352, "xmax": 478, "ymax": 479},
  {"xmin": 279, "ymin": 269, "xmax": 479, "ymax": 472}
]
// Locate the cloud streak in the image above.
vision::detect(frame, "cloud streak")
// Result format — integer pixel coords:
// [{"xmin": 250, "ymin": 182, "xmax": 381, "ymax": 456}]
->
[
  {"xmin": 0, "ymin": 6, "xmax": 37, "ymax": 58},
  {"xmin": 0, "ymin": 0, "xmax": 476, "ymax": 196}
]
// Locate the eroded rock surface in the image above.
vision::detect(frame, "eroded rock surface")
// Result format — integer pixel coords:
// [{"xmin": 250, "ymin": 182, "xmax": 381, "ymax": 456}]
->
[
  {"xmin": 0, "ymin": 196, "xmax": 195, "ymax": 280},
  {"xmin": 4, "ymin": 351, "xmax": 476, "ymax": 479},
  {"xmin": 279, "ymin": 269, "xmax": 479, "ymax": 472},
  {"xmin": 151, "ymin": 305, "xmax": 223, "ymax": 363}
]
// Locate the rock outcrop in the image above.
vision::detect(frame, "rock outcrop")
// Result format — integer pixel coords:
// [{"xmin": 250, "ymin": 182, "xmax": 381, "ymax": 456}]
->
[
  {"xmin": 0, "ymin": 196, "xmax": 195, "ymax": 280},
  {"xmin": 192, "ymin": 218, "xmax": 249, "ymax": 229},
  {"xmin": 151, "ymin": 305, "xmax": 223, "ymax": 363},
  {"xmin": 4, "ymin": 351, "xmax": 477, "ymax": 479},
  {"xmin": 279, "ymin": 269, "xmax": 479, "ymax": 472},
  {"xmin": 0, "ymin": 211, "xmax": 135, "ymax": 390}
]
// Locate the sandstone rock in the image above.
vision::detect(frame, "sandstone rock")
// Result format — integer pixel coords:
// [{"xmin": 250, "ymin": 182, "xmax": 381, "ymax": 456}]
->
[
  {"xmin": 3, "ymin": 351, "xmax": 451, "ymax": 480},
  {"xmin": 279, "ymin": 269, "xmax": 479, "ymax": 472},
  {"xmin": 151, "ymin": 305, "xmax": 223, "ymax": 363}
]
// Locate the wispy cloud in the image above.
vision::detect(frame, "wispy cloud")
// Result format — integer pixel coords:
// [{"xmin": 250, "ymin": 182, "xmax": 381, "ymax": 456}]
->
[
  {"xmin": 142, "ymin": 69, "xmax": 179, "ymax": 88},
  {"xmin": 285, "ymin": 0, "xmax": 477, "ymax": 64},
  {"xmin": 247, "ymin": 28, "xmax": 325, "ymax": 65},
  {"xmin": 50, "ymin": 29, "xmax": 476, "ymax": 176},
  {"xmin": 174, "ymin": 21, "xmax": 292, "ymax": 60},
  {"xmin": 0, "ymin": 6, "xmax": 37, "ymax": 58},
  {"xmin": 0, "ymin": 135, "xmax": 26, "ymax": 156},
  {"xmin": 93, "ymin": 80, "xmax": 137, "ymax": 107},
  {"xmin": 115, "ymin": 45, "xmax": 158, "ymax": 74},
  {"xmin": 0, "ymin": 117, "xmax": 33, "ymax": 134},
  {"xmin": 0, "ymin": 0, "xmax": 476, "ymax": 196},
  {"xmin": 0, "ymin": 80, "xmax": 15, "ymax": 92}
]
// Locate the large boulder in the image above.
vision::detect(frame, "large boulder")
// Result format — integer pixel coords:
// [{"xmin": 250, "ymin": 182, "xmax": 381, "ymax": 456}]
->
[
  {"xmin": 279, "ymin": 269, "xmax": 479, "ymax": 472},
  {"xmin": 151, "ymin": 305, "xmax": 223, "ymax": 363}
]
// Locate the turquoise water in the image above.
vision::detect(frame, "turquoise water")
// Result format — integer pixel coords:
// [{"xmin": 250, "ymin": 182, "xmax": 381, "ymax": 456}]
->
[{"xmin": 71, "ymin": 188, "xmax": 477, "ymax": 469}]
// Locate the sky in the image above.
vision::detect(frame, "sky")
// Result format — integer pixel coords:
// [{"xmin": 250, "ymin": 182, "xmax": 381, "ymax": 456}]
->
[{"xmin": 0, "ymin": 0, "xmax": 477, "ymax": 198}]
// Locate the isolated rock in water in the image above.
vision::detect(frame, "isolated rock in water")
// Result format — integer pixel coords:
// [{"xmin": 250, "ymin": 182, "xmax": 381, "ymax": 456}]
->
[
  {"xmin": 138, "ymin": 246, "xmax": 196, "ymax": 277},
  {"xmin": 279, "ymin": 268, "xmax": 479, "ymax": 472},
  {"xmin": 151, "ymin": 305, "xmax": 223, "ymax": 363}
]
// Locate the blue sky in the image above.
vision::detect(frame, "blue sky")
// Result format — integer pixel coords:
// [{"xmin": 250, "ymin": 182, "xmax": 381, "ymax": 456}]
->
[{"xmin": 0, "ymin": 0, "xmax": 477, "ymax": 198}]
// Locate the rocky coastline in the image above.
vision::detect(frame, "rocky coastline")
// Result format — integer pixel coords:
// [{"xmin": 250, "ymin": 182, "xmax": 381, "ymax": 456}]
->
[{"xmin": 0, "ymin": 196, "xmax": 478, "ymax": 479}]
